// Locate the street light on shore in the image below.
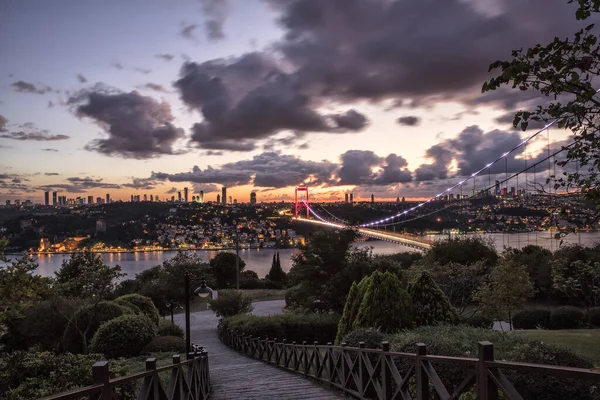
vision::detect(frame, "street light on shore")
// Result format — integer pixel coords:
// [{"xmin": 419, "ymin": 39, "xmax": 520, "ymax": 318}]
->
[{"xmin": 184, "ymin": 274, "xmax": 213, "ymax": 356}]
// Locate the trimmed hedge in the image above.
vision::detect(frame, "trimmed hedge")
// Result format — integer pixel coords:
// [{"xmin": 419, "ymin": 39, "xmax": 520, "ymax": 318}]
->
[
  {"xmin": 142, "ymin": 336, "xmax": 186, "ymax": 353},
  {"xmin": 341, "ymin": 328, "xmax": 385, "ymax": 349},
  {"xmin": 89, "ymin": 314, "xmax": 156, "ymax": 358},
  {"xmin": 460, "ymin": 314, "xmax": 493, "ymax": 329},
  {"xmin": 587, "ymin": 307, "xmax": 600, "ymax": 327},
  {"xmin": 389, "ymin": 325, "xmax": 594, "ymax": 400},
  {"xmin": 208, "ymin": 290, "xmax": 254, "ymax": 318},
  {"xmin": 157, "ymin": 319, "xmax": 184, "ymax": 338},
  {"xmin": 219, "ymin": 312, "xmax": 340, "ymax": 344},
  {"xmin": 512, "ymin": 309, "xmax": 551, "ymax": 330},
  {"xmin": 115, "ymin": 294, "xmax": 160, "ymax": 325},
  {"xmin": 549, "ymin": 306, "xmax": 585, "ymax": 329}
]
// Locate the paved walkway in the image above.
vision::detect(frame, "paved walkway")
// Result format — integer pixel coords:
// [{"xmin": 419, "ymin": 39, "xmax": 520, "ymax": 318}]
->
[{"xmin": 174, "ymin": 300, "xmax": 344, "ymax": 400}]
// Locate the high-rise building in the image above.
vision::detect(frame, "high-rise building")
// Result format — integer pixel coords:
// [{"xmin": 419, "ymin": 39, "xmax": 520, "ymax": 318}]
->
[
  {"xmin": 396, "ymin": 197, "xmax": 400, "ymax": 203},
  {"xmin": 510, "ymin": 187, "xmax": 516, "ymax": 197},
  {"xmin": 106, "ymin": 194, "xmax": 110, "ymax": 204},
  {"xmin": 178, "ymin": 191, "xmax": 182, "ymax": 202},
  {"xmin": 143, "ymin": 194, "xmax": 147, "ymax": 202},
  {"xmin": 371, "ymin": 194, "xmax": 374, "ymax": 203},
  {"xmin": 402, "ymin": 197, "xmax": 405, "ymax": 203},
  {"xmin": 15, "ymin": 199, "xmax": 20, "ymax": 206},
  {"xmin": 229, "ymin": 196, "xmax": 232, "ymax": 204},
  {"xmin": 52, "ymin": 191, "xmax": 57, "ymax": 205},
  {"xmin": 130, "ymin": 195, "xmax": 134, "ymax": 202},
  {"xmin": 222, "ymin": 187, "xmax": 227, "ymax": 205},
  {"xmin": 233, "ymin": 199, "xmax": 237, "ymax": 204},
  {"xmin": 250, "ymin": 192, "xmax": 257, "ymax": 204},
  {"xmin": 44, "ymin": 191, "xmax": 49, "ymax": 206},
  {"xmin": 150, "ymin": 194, "xmax": 154, "ymax": 202},
  {"xmin": 171, "ymin": 195, "xmax": 175, "ymax": 202},
  {"xmin": 495, "ymin": 180, "xmax": 500, "ymax": 195},
  {"xmin": 217, "ymin": 194, "xmax": 221, "ymax": 204},
  {"xmin": 349, "ymin": 193, "xmax": 353, "ymax": 203},
  {"xmin": 184, "ymin": 187, "xmax": 189, "ymax": 203},
  {"xmin": 345, "ymin": 193, "xmax": 349, "ymax": 203},
  {"xmin": 96, "ymin": 197, "xmax": 102, "ymax": 204},
  {"xmin": 199, "ymin": 191, "xmax": 204, "ymax": 203},
  {"xmin": 88, "ymin": 196, "xmax": 94, "ymax": 205},
  {"xmin": 5, "ymin": 200, "xmax": 10, "ymax": 206}
]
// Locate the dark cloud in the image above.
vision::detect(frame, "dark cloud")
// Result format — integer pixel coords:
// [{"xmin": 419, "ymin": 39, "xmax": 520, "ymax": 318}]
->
[
  {"xmin": 71, "ymin": 88, "xmax": 185, "ymax": 159},
  {"xmin": 200, "ymin": 0, "xmax": 230, "ymax": 41},
  {"xmin": 0, "ymin": 131, "xmax": 69, "ymax": 141},
  {"xmin": 337, "ymin": 150, "xmax": 412, "ymax": 186},
  {"xmin": 77, "ymin": 74, "xmax": 88, "ymax": 83},
  {"xmin": 122, "ymin": 178, "xmax": 157, "ymax": 190},
  {"xmin": 192, "ymin": 183, "xmax": 219, "ymax": 193},
  {"xmin": 44, "ymin": 172, "xmax": 60, "ymax": 175},
  {"xmin": 175, "ymin": 53, "xmax": 367, "ymax": 150},
  {"xmin": 397, "ymin": 116, "xmax": 420, "ymax": 126},
  {"xmin": 39, "ymin": 176, "xmax": 121, "ymax": 193},
  {"xmin": 180, "ymin": 22, "xmax": 199, "ymax": 42},
  {"xmin": 203, "ymin": 150, "xmax": 224, "ymax": 156},
  {"xmin": 156, "ymin": 53, "xmax": 175, "ymax": 62},
  {"xmin": 374, "ymin": 154, "xmax": 412, "ymax": 185},
  {"xmin": 48, "ymin": 101, "xmax": 55, "ymax": 108},
  {"xmin": 152, "ymin": 165, "xmax": 253, "ymax": 187},
  {"xmin": 11, "ymin": 80, "xmax": 51, "ymax": 94},
  {"xmin": 165, "ymin": 187, "xmax": 178, "ymax": 194},
  {"xmin": 134, "ymin": 67, "xmax": 152, "ymax": 75},
  {"xmin": 42, "ymin": 148, "xmax": 59, "ymax": 152},
  {"xmin": 111, "ymin": 62, "xmax": 124, "ymax": 70},
  {"xmin": 139, "ymin": 83, "xmax": 169, "ymax": 93}
]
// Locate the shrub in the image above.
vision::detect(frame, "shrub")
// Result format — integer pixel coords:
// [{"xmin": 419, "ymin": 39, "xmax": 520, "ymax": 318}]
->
[
  {"xmin": 588, "ymin": 307, "xmax": 600, "ymax": 327},
  {"xmin": 389, "ymin": 325, "xmax": 594, "ymax": 400},
  {"xmin": 12, "ymin": 300, "xmax": 70, "ymax": 351},
  {"xmin": 62, "ymin": 301, "xmax": 131, "ymax": 354},
  {"xmin": 460, "ymin": 314, "xmax": 493, "ymax": 329},
  {"xmin": 114, "ymin": 298, "xmax": 142, "ymax": 314},
  {"xmin": 354, "ymin": 271, "xmax": 412, "ymax": 333},
  {"xmin": 410, "ymin": 272, "xmax": 458, "ymax": 326},
  {"xmin": 209, "ymin": 290, "xmax": 254, "ymax": 318},
  {"xmin": 219, "ymin": 312, "xmax": 340, "ymax": 344},
  {"xmin": 549, "ymin": 306, "xmax": 585, "ymax": 329},
  {"xmin": 115, "ymin": 294, "xmax": 160, "ymax": 325},
  {"xmin": 512, "ymin": 309, "xmax": 551, "ymax": 330},
  {"xmin": 336, "ymin": 276, "xmax": 372, "ymax": 343},
  {"xmin": 285, "ymin": 283, "xmax": 318, "ymax": 310},
  {"xmin": 142, "ymin": 336, "xmax": 186, "ymax": 353},
  {"xmin": 341, "ymin": 328, "xmax": 385, "ymax": 349},
  {"xmin": 0, "ymin": 351, "xmax": 131, "ymax": 399},
  {"xmin": 89, "ymin": 314, "xmax": 156, "ymax": 358},
  {"xmin": 157, "ymin": 319, "xmax": 184, "ymax": 338}
]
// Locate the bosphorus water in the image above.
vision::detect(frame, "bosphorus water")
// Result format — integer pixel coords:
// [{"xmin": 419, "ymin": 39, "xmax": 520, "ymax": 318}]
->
[{"xmin": 18, "ymin": 231, "xmax": 600, "ymax": 280}]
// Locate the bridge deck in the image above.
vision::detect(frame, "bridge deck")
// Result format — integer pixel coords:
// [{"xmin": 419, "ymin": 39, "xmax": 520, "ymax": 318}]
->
[{"xmin": 175, "ymin": 300, "xmax": 345, "ymax": 400}]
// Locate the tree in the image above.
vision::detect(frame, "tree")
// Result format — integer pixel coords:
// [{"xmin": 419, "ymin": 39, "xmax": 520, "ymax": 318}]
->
[
  {"xmin": 504, "ymin": 245, "xmax": 554, "ymax": 299},
  {"xmin": 210, "ymin": 252, "xmax": 246, "ymax": 288},
  {"xmin": 354, "ymin": 271, "xmax": 413, "ymax": 333},
  {"xmin": 421, "ymin": 236, "xmax": 498, "ymax": 268},
  {"xmin": 553, "ymin": 259, "xmax": 600, "ymax": 311},
  {"xmin": 483, "ymin": 1, "xmax": 600, "ymax": 214},
  {"xmin": 409, "ymin": 260, "xmax": 491, "ymax": 315},
  {"xmin": 208, "ymin": 290, "xmax": 254, "ymax": 318},
  {"xmin": 410, "ymin": 272, "xmax": 458, "ymax": 327},
  {"xmin": 474, "ymin": 260, "xmax": 534, "ymax": 330},
  {"xmin": 335, "ymin": 275, "xmax": 373, "ymax": 343},
  {"xmin": 266, "ymin": 252, "xmax": 286, "ymax": 282}
]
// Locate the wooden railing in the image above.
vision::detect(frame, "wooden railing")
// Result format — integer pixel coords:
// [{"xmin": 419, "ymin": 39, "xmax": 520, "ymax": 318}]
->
[
  {"xmin": 40, "ymin": 347, "xmax": 211, "ymax": 400},
  {"xmin": 221, "ymin": 329, "xmax": 600, "ymax": 400}
]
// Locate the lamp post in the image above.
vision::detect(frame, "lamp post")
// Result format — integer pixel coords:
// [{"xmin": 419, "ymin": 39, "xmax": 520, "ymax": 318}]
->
[{"xmin": 183, "ymin": 273, "xmax": 213, "ymax": 355}]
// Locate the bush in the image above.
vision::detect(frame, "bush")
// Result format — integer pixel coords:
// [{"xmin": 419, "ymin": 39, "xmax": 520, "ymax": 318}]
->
[
  {"xmin": 549, "ymin": 306, "xmax": 585, "ymax": 329},
  {"xmin": 285, "ymin": 283, "xmax": 318, "ymax": 310},
  {"xmin": 0, "ymin": 351, "xmax": 131, "ymax": 399},
  {"xmin": 336, "ymin": 277, "xmax": 372, "ymax": 343},
  {"xmin": 11, "ymin": 300, "xmax": 70, "ymax": 351},
  {"xmin": 157, "ymin": 319, "xmax": 184, "ymax": 338},
  {"xmin": 114, "ymin": 298, "xmax": 142, "ymax": 314},
  {"xmin": 142, "ymin": 336, "xmax": 186, "ymax": 353},
  {"xmin": 209, "ymin": 290, "xmax": 254, "ymax": 318},
  {"xmin": 410, "ymin": 272, "xmax": 458, "ymax": 326},
  {"xmin": 512, "ymin": 309, "xmax": 551, "ymax": 330},
  {"xmin": 219, "ymin": 312, "xmax": 340, "ymax": 344},
  {"xmin": 390, "ymin": 325, "xmax": 594, "ymax": 400},
  {"xmin": 115, "ymin": 294, "xmax": 160, "ymax": 325},
  {"xmin": 460, "ymin": 314, "xmax": 493, "ymax": 329},
  {"xmin": 89, "ymin": 314, "xmax": 156, "ymax": 358},
  {"xmin": 62, "ymin": 301, "xmax": 131, "ymax": 354},
  {"xmin": 341, "ymin": 328, "xmax": 385, "ymax": 349},
  {"xmin": 588, "ymin": 307, "xmax": 600, "ymax": 327}
]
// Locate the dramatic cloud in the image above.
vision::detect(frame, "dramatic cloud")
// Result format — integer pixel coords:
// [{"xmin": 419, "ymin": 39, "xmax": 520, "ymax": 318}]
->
[
  {"xmin": 11, "ymin": 80, "xmax": 51, "ymax": 94},
  {"xmin": 397, "ymin": 116, "xmax": 420, "ymax": 126},
  {"xmin": 337, "ymin": 150, "xmax": 412, "ymax": 185},
  {"xmin": 192, "ymin": 183, "xmax": 219, "ymax": 193},
  {"xmin": 122, "ymin": 178, "xmax": 157, "ymax": 190},
  {"xmin": 200, "ymin": 0, "xmax": 230, "ymax": 41},
  {"xmin": 175, "ymin": 53, "xmax": 368, "ymax": 150},
  {"xmin": 156, "ymin": 53, "xmax": 175, "ymax": 62},
  {"xmin": 71, "ymin": 88, "xmax": 185, "ymax": 159},
  {"xmin": 44, "ymin": 172, "xmax": 59, "ymax": 175},
  {"xmin": 152, "ymin": 165, "xmax": 253, "ymax": 187},
  {"xmin": 0, "ymin": 132, "xmax": 69, "ymax": 141},
  {"xmin": 39, "ymin": 176, "xmax": 121, "ymax": 193},
  {"xmin": 77, "ymin": 74, "xmax": 88, "ymax": 83}
]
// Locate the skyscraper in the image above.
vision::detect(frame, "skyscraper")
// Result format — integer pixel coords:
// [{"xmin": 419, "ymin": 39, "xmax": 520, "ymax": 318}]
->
[
  {"xmin": 222, "ymin": 187, "xmax": 227, "ymax": 205},
  {"xmin": 143, "ymin": 194, "xmax": 147, "ymax": 202},
  {"xmin": 87, "ymin": 195, "xmax": 94, "ymax": 205},
  {"xmin": 52, "ymin": 191, "xmax": 57, "ymax": 206},
  {"xmin": 345, "ymin": 193, "xmax": 349, "ymax": 203},
  {"xmin": 217, "ymin": 194, "xmax": 221, "ymax": 204},
  {"xmin": 229, "ymin": 195, "xmax": 232, "ymax": 204},
  {"xmin": 495, "ymin": 181, "xmax": 500, "ymax": 195},
  {"xmin": 250, "ymin": 192, "xmax": 257, "ymax": 204},
  {"xmin": 396, "ymin": 197, "xmax": 400, "ymax": 203},
  {"xmin": 199, "ymin": 191, "xmax": 204, "ymax": 203},
  {"xmin": 106, "ymin": 194, "xmax": 110, "ymax": 204},
  {"xmin": 349, "ymin": 193, "xmax": 353, "ymax": 203},
  {"xmin": 130, "ymin": 195, "xmax": 134, "ymax": 202},
  {"xmin": 184, "ymin": 187, "xmax": 189, "ymax": 203},
  {"xmin": 371, "ymin": 194, "xmax": 374, "ymax": 203},
  {"xmin": 150, "ymin": 194, "xmax": 154, "ymax": 202},
  {"xmin": 44, "ymin": 191, "xmax": 49, "ymax": 206},
  {"xmin": 178, "ymin": 191, "xmax": 182, "ymax": 202}
]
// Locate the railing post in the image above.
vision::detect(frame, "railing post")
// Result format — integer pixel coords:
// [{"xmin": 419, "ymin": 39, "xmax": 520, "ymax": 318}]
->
[
  {"xmin": 359, "ymin": 342, "xmax": 368, "ymax": 396},
  {"xmin": 341, "ymin": 342, "xmax": 348, "ymax": 391},
  {"xmin": 416, "ymin": 343, "xmax": 429, "ymax": 400},
  {"xmin": 92, "ymin": 361, "xmax": 111, "ymax": 400},
  {"xmin": 292, "ymin": 341, "xmax": 298, "ymax": 370},
  {"xmin": 477, "ymin": 341, "xmax": 498, "ymax": 400},
  {"xmin": 313, "ymin": 341, "xmax": 319, "ymax": 377},
  {"xmin": 327, "ymin": 342, "xmax": 334, "ymax": 385},
  {"xmin": 302, "ymin": 341, "xmax": 308, "ymax": 373},
  {"xmin": 283, "ymin": 339, "xmax": 288, "ymax": 367},
  {"xmin": 381, "ymin": 341, "xmax": 392, "ymax": 400}
]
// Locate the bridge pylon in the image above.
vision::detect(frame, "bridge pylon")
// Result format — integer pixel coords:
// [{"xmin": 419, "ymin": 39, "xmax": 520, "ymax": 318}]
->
[{"xmin": 294, "ymin": 187, "xmax": 309, "ymax": 219}]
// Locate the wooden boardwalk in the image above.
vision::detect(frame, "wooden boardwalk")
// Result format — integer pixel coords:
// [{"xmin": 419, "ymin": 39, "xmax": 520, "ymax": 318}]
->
[{"xmin": 175, "ymin": 300, "xmax": 344, "ymax": 400}]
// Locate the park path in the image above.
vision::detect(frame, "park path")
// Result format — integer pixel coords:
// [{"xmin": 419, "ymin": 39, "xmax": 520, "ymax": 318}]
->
[{"xmin": 174, "ymin": 300, "xmax": 344, "ymax": 400}]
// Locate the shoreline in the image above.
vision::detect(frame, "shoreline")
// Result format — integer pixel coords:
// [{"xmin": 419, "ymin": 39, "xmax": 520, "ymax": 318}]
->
[{"xmin": 5, "ymin": 246, "xmax": 299, "ymax": 256}]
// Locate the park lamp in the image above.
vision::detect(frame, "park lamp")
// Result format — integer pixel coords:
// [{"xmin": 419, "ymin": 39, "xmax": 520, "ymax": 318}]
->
[{"xmin": 194, "ymin": 277, "xmax": 212, "ymax": 298}]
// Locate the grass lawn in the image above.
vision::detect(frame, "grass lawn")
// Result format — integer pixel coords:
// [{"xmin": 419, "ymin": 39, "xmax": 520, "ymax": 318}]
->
[
  {"xmin": 514, "ymin": 329, "xmax": 600, "ymax": 366},
  {"xmin": 122, "ymin": 352, "xmax": 177, "ymax": 374}
]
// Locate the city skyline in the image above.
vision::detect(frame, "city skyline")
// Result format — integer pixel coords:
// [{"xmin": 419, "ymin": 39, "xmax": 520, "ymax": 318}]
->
[{"xmin": 0, "ymin": 0, "xmax": 593, "ymax": 204}]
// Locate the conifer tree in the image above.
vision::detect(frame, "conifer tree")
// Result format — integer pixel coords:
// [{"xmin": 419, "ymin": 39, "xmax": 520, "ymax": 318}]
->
[
  {"xmin": 410, "ymin": 271, "xmax": 458, "ymax": 327},
  {"xmin": 266, "ymin": 252, "xmax": 286, "ymax": 282},
  {"xmin": 335, "ymin": 275, "xmax": 373, "ymax": 343}
]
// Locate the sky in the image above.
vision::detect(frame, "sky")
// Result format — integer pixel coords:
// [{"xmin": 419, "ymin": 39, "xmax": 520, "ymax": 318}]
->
[{"xmin": 0, "ymin": 0, "xmax": 596, "ymax": 203}]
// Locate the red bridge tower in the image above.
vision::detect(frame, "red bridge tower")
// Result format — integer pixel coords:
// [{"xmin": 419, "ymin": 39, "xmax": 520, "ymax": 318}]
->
[{"xmin": 295, "ymin": 187, "xmax": 309, "ymax": 218}]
